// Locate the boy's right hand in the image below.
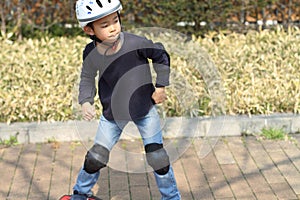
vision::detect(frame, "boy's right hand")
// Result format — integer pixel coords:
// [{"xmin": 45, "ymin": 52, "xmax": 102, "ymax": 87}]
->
[{"xmin": 82, "ymin": 102, "xmax": 96, "ymax": 121}]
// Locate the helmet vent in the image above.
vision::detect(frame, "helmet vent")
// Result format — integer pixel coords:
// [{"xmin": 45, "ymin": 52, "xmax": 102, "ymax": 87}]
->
[
  {"xmin": 108, "ymin": 0, "xmax": 111, "ymax": 3},
  {"xmin": 96, "ymin": 0, "xmax": 103, "ymax": 8},
  {"xmin": 86, "ymin": 6, "xmax": 92, "ymax": 11}
]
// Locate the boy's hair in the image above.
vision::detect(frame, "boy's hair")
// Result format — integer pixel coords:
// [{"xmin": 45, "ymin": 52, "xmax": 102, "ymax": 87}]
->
[
  {"xmin": 86, "ymin": 12, "xmax": 121, "ymax": 30},
  {"xmin": 87, "ymin": 22, "xmax": 94, "ymax": 29}
]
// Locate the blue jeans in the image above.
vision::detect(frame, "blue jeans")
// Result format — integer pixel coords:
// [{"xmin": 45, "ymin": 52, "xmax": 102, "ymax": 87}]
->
[{"xmin": 73, "ymin": 107, "xmax": 181, "ymax": 200}]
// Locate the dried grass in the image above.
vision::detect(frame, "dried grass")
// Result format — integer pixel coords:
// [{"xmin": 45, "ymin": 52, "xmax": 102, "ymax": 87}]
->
[
  {"xmin": 0, "ymin": 26, "xmax": 299, "ymax": 123},
  {"xmin": 198, "ymin": 26, "xmax": 300, "ymax": 116}
]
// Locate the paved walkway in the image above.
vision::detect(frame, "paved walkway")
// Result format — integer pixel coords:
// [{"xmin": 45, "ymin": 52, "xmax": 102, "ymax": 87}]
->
[{"xmin": 1, "ymin": 135, "xmax": 300, "ymax": 200}]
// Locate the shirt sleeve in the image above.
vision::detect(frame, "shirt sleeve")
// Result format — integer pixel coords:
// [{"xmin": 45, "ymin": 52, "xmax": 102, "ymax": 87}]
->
[
  {"xmin": 138, "ymin": 40, "xmax": 171, "ymax": 87},
  {"xmin": 78, "ymin": 43, "xmax": 98, "ymax": 105}
]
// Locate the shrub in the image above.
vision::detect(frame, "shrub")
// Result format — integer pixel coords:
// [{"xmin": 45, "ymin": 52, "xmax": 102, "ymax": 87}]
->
[
  {"xmin": 198, "ymin": 26, "xmax": 300, "ymax": 115},
  {"xmin": 0, "ymin": 27, "xmax": 299, "ymax": 123},
  {"xmin": 0, "ymin": 36, "xmax": 88, "ymax": 123}
]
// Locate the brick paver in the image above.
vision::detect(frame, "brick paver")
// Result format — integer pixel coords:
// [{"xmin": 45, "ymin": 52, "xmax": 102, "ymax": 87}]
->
[
  {"xmin": 28, "ymin": 144, "xmax": 55, "ymax": 200},
  {"xmin": 0, "ymin": 135, "xmax": 300, "ymax": 200},
  {"xmin": 0, "ymin": 145, "xmax": 23, "ymax": 199},
  {"xmin": 8, "ymin": 144, "xmax": 38, "ymax": 199}
]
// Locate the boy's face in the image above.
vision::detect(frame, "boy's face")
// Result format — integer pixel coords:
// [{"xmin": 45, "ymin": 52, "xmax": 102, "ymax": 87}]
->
[{"xmin": 84, "ymin": 12, "xmax": 121, "ymax": 43}]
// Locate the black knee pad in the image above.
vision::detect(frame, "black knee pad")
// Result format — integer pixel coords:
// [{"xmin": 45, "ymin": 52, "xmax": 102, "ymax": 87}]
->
[
  {"xmin": 84, "ymin": 144, "xmax": 110, "ymax": 174},
  {"xmin": 145, "ymin": 143, "xmax": 170, "ymax": 175}
]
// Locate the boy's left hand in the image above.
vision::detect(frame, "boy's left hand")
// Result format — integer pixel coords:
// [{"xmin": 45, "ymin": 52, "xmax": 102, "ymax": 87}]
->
[{"xmin": 152, "ymin": 87, "xmax": 167, "ymax": 104}]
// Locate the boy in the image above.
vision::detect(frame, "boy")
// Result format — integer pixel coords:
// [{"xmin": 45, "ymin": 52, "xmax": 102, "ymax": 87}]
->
[{"xmin": 69, "ymin": 0, "xmax": 181, "ymax": 199}]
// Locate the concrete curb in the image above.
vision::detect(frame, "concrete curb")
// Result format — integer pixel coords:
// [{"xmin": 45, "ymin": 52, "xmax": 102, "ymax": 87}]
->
[{"xmin": 0, "ymin": 114, "xmax": 299, "ymax": 144}]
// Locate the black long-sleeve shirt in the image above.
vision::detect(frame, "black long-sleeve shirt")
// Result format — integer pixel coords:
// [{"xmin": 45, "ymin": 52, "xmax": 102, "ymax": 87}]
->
[{"xmin": 78, "ymin": 32, "xmax": 170, "ymax": 120}]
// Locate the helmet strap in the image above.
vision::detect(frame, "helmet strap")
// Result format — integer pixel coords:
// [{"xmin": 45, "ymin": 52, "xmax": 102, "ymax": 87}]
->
[
  {"xmin": 117, "ymin": 12, "xmax": 121, "ymax": 26},
  {"xmin": 90, "ymin": 35, "xmax": 103, "ymax": 43}
]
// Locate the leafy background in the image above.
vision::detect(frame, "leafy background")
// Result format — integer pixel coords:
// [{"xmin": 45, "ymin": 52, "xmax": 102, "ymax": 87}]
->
[
  {"xmin": 1, "ymin": 0, "xmax": 299, "ymax": 39},
  {"xmin": 1, "ymin": 27, "xmax": 299, "ymax": 123},
  {"xmin": 0, "ymin": 0, "xmax": 299, "ymax": 123}
]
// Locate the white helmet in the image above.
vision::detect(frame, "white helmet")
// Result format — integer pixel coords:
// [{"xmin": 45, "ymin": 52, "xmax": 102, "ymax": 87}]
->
[{"xmin": 75, "ymin": 0, "xmax": 122, "ymax": 28}]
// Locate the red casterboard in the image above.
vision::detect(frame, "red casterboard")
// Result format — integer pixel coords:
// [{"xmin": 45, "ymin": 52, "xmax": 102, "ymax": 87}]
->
[
  {"xmin": 59, "ymin": 195, "xmax": 71, "ymax": 200},
  {"xmin": 59, "ymin": 195, "xmax": 102, "ymax": 200}
]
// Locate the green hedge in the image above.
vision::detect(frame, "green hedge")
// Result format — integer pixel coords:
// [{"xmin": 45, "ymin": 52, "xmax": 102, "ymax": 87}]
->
[
  {"xmin": 1, "ymin": 0, "xmax": 299, "ymax": 39},
  {"xmin": 0, "ymin": 27, "xmax": 299, "ymax": 123}
]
